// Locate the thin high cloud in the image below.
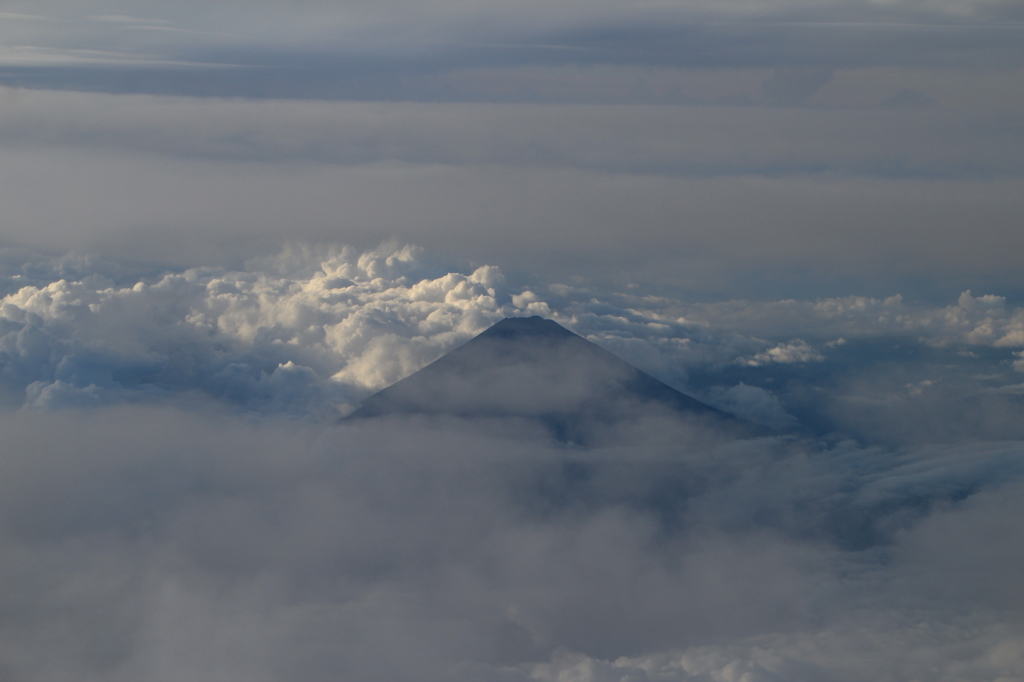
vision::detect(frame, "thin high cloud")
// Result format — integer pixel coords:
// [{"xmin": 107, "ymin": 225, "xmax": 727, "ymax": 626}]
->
[
  {"xmin": 2, "ymin": 0, "xmax": 1022, "ymax": 104},
  {"xmin": 0, "ymin": 85, "xmax": 1021, "ymax": 306},
  {"xmin": 3, "ymin": 88, "xmax": 1020, "ymax": 174},
  {"xmin": 6, "ymin": 0, "xmax": 1021, "ymax": 56}
]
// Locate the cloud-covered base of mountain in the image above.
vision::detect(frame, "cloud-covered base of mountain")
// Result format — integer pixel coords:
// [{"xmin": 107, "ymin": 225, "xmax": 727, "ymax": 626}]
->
[{"xmin": 1, "ymin": 406, "xmax": 1023, "ymax": 682}]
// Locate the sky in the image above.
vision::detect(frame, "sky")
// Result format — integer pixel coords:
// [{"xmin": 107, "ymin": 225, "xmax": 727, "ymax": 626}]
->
[{"xmin": 1, "ymin": 0, "xmax": 1024, "ymax": 680}]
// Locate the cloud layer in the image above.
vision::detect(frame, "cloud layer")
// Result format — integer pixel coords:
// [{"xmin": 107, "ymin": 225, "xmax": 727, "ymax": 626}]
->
[
  {"xmin": 3, "ymin": 0, "xmax": 1022, "ymax": 72},
  {"xmin": 3, "ymin": 87, "xmax": 1020, "ymax": 174},
  {"xmin": 1, "ymin": 80, "xmax": 1019, "ymax": 302},
  {"xmin": 1, "ymin": 406, "xmax": 1023, "ymax": 681}
]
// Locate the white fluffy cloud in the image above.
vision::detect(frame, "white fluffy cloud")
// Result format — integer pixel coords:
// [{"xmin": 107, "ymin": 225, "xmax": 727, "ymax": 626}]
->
[
  {"xmin": 0, "ymin": 243, "xmax": 509, "ymax": 414},
  {"xmin": 558, "ymin": 288, "xmax": 1024, "ymax": 361},
  {"xmin": 743, "ymin": 339, "xmax": 823, "ymax": 366}
]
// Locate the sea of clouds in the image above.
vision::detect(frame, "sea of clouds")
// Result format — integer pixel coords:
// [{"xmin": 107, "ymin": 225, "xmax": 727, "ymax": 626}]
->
[
  {"xmin": 1, "ymin": 243, "xmax": 1024, "ymax": 681},
  {"xmin": 2, "ymin": 405, "xmax": 1024, "ymax": 681},
  {"xmin": 1, "ymin": 0, "xmax": 1021, "ymax": 676}
]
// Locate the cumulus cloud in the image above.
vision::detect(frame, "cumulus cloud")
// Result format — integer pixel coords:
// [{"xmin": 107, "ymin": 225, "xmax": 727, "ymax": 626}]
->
[
  {"xmin": 560, "ymin": 288, "xmax": 1024, "ymax": 355},
  {"xmin": 742, "ymin": 339, "xmax": 824, "ymax": 366},
  {"xmin": 1013, "ymin": 351, "xmax": 1024, "ymax": 372},
  {"xmin": 0, "ymin": 243, "xmax": 510, "ymax": 415}
]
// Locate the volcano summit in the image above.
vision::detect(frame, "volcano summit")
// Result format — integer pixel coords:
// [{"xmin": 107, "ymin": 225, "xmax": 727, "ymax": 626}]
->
[{"xmin": 347, "ymin": 316, "xmax": 746, "ymax": 440}]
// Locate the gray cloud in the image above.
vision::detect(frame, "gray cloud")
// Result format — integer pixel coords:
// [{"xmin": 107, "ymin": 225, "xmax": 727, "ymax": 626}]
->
[
  {"xmin": 0, "ymin": 405, "xmax": 1022, "ymax": 681},
  {"xmin": 761, "ymin": 67, "xmax": 835, "ymax": 105},
  {"xmin": 1, "ymin": 0, "xmax": 1022, "ymax": 110},
  {"xmin": 0, "ymin": 152, "xmax": 1019, "ymax": 301},
  {"xmin": 4, "ymin": 0, "xmax": 1021, "ymax": 66},
  {"xmin": 3, "ymin": 87, "xmax": 1020, "ymax": 173},
  {"xmin": 881, "ymin": 87, "xmax": 939, "ymax": 109},
  {"xmin": 0, "ymin": 80, "xmax": 1019, "ymax": 307}
]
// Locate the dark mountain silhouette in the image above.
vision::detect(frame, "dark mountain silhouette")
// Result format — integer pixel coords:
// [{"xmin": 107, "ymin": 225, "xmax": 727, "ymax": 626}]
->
[{"xmin": 346, "ymin": 316, "xmax": 754, "ymax": 441}]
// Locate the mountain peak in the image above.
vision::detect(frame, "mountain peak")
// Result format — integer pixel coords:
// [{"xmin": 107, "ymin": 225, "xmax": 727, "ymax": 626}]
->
[{"xmin": 480, "ymin": 316, "xmax": 576, "ymax": 340}]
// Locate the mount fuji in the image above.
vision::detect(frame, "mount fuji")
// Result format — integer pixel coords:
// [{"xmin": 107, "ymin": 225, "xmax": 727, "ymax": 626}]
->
[{"xmin": 346, "ymin": 316, "xmax": 753, "ymax": 440}]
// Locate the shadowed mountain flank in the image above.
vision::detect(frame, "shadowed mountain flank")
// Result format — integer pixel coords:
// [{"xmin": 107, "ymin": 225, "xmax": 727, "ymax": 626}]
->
[{"xmin": 346, "ymin": 317, "xmax": 749, "ymax": 440}]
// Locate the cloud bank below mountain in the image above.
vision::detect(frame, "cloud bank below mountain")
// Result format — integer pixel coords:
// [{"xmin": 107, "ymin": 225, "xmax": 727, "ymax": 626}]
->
[{"xmin": 1, "ymin": 405, "xmax": 1023, "ymax": 681}]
